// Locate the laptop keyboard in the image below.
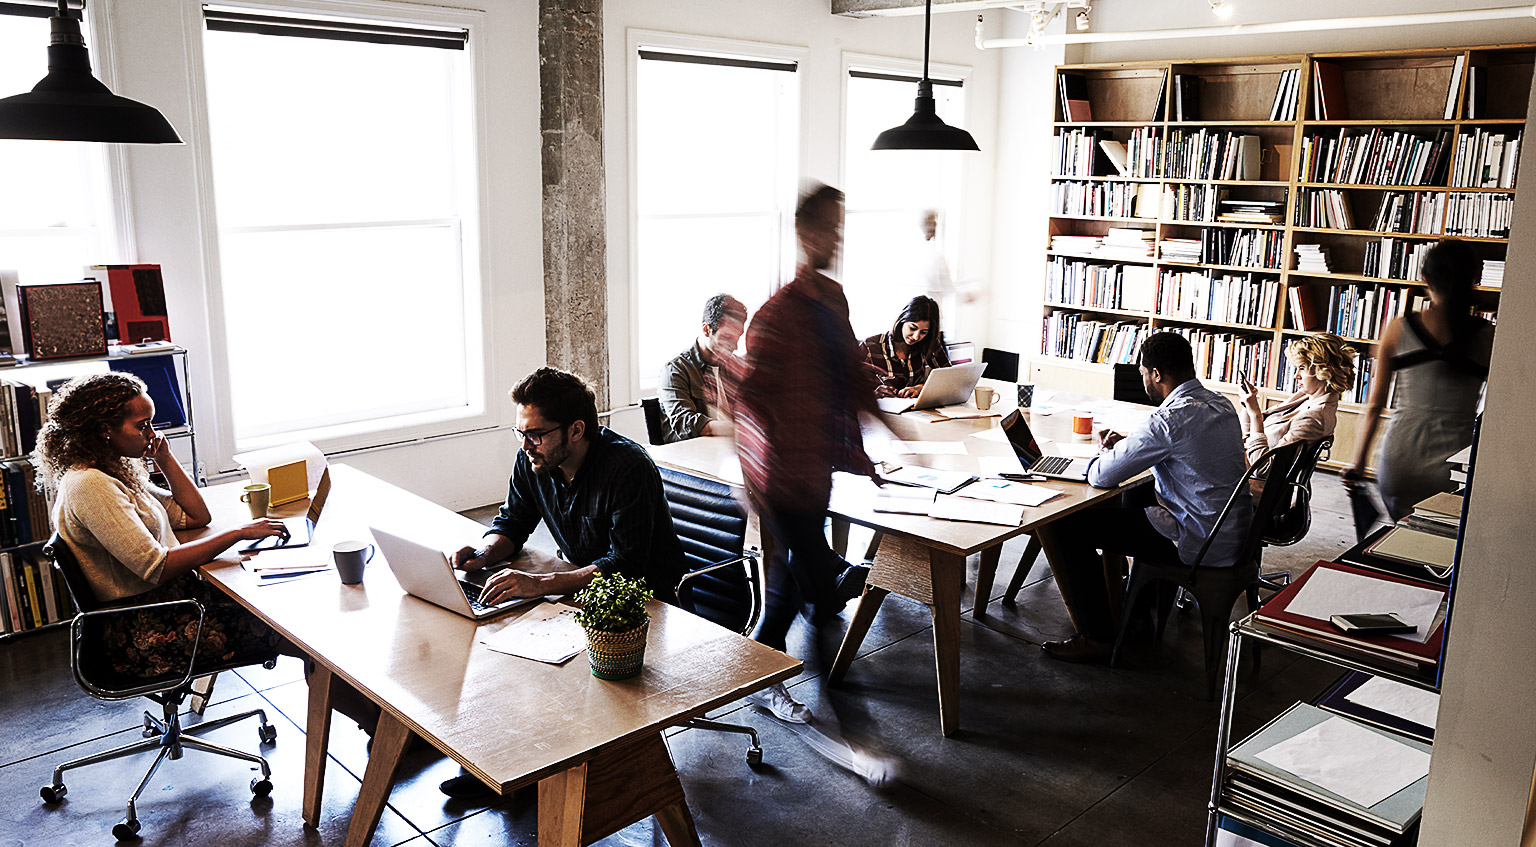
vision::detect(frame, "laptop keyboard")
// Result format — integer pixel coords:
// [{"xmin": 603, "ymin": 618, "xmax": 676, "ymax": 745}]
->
[
  {"xmin": 1031, "ymin": 455, "xmax": 1075, "ymax": 476},
  {"xmin": 460, "ymin": 580, "xmax": 490, "ymax": 612}
]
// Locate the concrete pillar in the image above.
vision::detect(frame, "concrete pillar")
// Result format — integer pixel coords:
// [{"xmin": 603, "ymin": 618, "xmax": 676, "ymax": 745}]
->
[{"xmin": 540, "ymin": 0, "xmax": 609, "ymax": 409}]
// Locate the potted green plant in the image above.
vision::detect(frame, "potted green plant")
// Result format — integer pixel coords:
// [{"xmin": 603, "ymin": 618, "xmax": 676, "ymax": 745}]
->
[{"xmin": 572, "ymin": 573, "xmax": 653, "ymax": 679}]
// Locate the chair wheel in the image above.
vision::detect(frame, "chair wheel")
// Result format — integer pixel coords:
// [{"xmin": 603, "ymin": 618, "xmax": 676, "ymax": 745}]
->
[
  {"xmin": 746, "ymin": 746, "xmax": 763, "ymax": 765},
  {"xmin": 39, "ymin": 783, "xmax": 66, "ymax": 803},
  {"xmin": 251, "ymin": 777, "xmax": 273, "ymax": 797},
  {"xmin": 112, "ymin": 818, "xmax": 141, "ymax": 840},
  {"xmin": 258, "ymin": 723, "xmax": 277, "ymax": 744}
]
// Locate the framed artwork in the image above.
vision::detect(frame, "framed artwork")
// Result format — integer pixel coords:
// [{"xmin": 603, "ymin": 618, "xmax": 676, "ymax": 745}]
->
[
  {"xmin": 19, "ymin": 281, "xmax": 108, "ymax": 360},
  {"xmin": 91, "ymin": 264, "xmax": 171, "ymax": 344}
]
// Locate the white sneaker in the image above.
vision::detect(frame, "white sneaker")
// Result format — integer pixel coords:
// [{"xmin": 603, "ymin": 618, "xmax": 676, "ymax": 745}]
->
[
  {"xmin": 848, "ymin": 749, "xmax": 898, "ymax": 788},
  {"xmin": 745, "ymin": 682, "xmax": 811, "ymax": 724}
]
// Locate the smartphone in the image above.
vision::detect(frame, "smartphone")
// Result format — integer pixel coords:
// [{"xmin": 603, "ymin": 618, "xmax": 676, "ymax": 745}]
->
[
  {"xmin": 1329, "ymin": 612, "xmax": 1417, "ymax": 635},
  {"xmin": 999, "ymin": 473, "xmax": 1047, "ymax": 482},
  {"xmin": 1238, "ymin": 367, "xmax": 1254, "ymax": 391}
]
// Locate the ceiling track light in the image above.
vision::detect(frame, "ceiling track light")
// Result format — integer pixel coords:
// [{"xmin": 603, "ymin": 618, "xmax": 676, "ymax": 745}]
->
[
  {"xmin": 871, "ymin": 0, "xmax": 980, "ymax": 151},
  {"xmin": 1075, "ymin": 5, "xmax": 1092, "ymax": 31},
  {"xmin": 1209, "ymin": 0, "xmax": 1234, "ymax": 20},
  {"xmin": 1013, "ymin": 0, "xmax": 1094, "ymax": 44}
]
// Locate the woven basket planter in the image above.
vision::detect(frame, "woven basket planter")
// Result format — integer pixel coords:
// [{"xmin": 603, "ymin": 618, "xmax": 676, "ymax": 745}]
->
[{"xmin": 585, "ymin": 622, "xmax": 649, "ymax": 680}]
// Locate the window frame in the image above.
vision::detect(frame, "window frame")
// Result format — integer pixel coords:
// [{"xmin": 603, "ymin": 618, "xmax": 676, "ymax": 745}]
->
[
  {"xmin": 185, "ymin": 0, "xmax": 494, "ymax": 470},
  {"xmin": 620, "ymin": 29, "xmax": 808, "ymax": 406}
]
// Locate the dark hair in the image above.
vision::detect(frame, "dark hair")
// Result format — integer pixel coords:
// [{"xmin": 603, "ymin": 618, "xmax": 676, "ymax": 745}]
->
[
  {"xmin": 1138, "ymin": 331, "xmax": 1195, "ymax": 377},
  {"xmin": 891, "ymin": 296, "xmax": 943, "ymax": 362},
  {"xmin": 701, "ymin": 294, "xmax": 746, "ymax": 333},
  {"xmin": 1421, "ymin": 239, "xmax": 1481, "ymax": 318},
  {"xmin": 510, "ymin": 368, "xmax": 599, "ymax": 435},
  {"xmin": 795, "ymin": 182, "xmax": 844, "ymax": 230},
  {"xmin": 35, "ymin": 372, "xmax": 152, "ymax": 495}
]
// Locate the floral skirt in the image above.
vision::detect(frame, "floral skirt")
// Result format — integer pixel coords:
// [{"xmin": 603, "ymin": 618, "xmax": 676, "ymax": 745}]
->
[{"xmin": 99, "ymin": 572, "xmax": 283, "ymax": 679}]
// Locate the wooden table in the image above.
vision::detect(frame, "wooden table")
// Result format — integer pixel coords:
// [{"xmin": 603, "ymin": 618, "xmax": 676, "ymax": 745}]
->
[
  {"xmin": 647, "ymin": 392, "xmax": 1151, "ymax": 737},
  {"xmin": 187, "ymin": 464, "xmax": 801, "ymax": 847}
]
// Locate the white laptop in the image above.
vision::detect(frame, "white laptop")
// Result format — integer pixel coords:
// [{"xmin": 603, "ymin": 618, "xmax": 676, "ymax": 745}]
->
[
  {"xmin": 373, "ymin": 527, "xmax": 539, "ymax": 621},
  {"xmin": 998, "ymin": 409, "xmax": 1095, "ymax": 482},
  {"xmin": 877, "ymin": 362, "xmax": 987, "ymax": 414}
]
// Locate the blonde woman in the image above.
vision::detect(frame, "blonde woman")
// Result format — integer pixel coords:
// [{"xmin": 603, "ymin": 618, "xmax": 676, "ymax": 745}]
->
[{"xmin": 1238, "ymin": 333, "xmax": 1356, "ymax": 466}]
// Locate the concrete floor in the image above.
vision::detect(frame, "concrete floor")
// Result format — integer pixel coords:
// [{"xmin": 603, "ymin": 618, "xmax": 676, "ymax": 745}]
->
[{"xmin": 0, "ymin": 473, "xmax": 1376, "ymax": 846}]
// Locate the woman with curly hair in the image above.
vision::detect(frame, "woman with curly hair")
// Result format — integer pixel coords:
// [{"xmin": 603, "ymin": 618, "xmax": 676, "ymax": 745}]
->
[
  {"xmin": 38, "ymin": 372, "xmax": 292, "ymax": 678},
  {"xmin": 1238, "ymin": 333, "xmax": 1356, "ymax": 466}
]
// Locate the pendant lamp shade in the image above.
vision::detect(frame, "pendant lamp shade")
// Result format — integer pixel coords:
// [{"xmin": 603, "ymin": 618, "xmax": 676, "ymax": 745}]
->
[
  {"xmin": 0, "ymin": 10, "xmax": 182, "ymax": 143},
  {"xmin": 872, "ymin": 0, "xmax": 978, "ymax": 152}
]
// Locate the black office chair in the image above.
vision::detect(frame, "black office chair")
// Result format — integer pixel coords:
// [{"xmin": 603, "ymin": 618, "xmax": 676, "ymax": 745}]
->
[
  {"xmin": 641, "ymin": 397, "xmax": 667, "ymax": 446},
  {"xmin": 39, "ymin": 534, "xmax": 281, "ymax": 841},
  {"xmin": 1109, "ymin": 440, "xmax": 1306, "ymax": 700},
  {"xmin": 661, "ymin": 467, "xmax": 767, "ymax": 765},
  {"xmin": 1112, "ymin": 363, "xmax": 1156, "ymax": 406},
  {"xmin": 1263, "ymin": 436, "xmax": 1332, "ymax": 548},
  {"xmin": 980, "ymin": 347, "xmax": 1020, "ymax": 382}
]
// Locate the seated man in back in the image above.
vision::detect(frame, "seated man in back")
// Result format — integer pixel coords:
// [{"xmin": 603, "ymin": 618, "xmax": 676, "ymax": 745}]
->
[
  {"xmin": 440, "ymin": 366, "xmax": 686, "ymax": 797},
  {"xmin": 1034, "ymin": 332, "xmax": 1251, "ymax": 664},
  {"xmin": 657, "ymin": 293, "xmax": 747, "ymax": 443}
]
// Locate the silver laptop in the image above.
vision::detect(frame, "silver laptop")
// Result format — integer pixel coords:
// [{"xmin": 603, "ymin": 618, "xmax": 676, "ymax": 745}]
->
[
  {"xmin": 243, "ymin": 468, "xmax": 332, "ymax": 552},
  {"xmin": 999, "ymin": 409, "xmax": 1094, "ymax": 482},
  {"xmin": 877, "ymin": 362, "xmax": 987, "ymax": 414},
  {"xmin": 373, "ymin": 527, "xmax": 539, "ymax": 621}
]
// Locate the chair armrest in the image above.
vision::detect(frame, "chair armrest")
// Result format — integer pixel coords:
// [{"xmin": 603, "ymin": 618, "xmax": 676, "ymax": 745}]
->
[
  {"xmin": 675, "ymin": 552, "xmax": 763, "ymax": 637},
  {"xmin": 675, "ymin": 553, "xmax": 758, "ymax": 590},
  {"xmin": 70, "ymin": 598, "xmax": 206, "ymax": 701}
]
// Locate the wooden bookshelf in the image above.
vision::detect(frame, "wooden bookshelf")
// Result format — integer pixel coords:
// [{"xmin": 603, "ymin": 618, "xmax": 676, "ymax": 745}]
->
[{"xmin": 1040, "ymin": 44, "xmax": 1528, "ymax": 473}]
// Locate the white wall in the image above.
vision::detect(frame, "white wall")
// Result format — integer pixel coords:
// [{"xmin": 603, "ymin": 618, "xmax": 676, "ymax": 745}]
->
[
  {"xmin": 601, "ymin": 0, "xmax": 1001, "ymax": 405},
  {"xmin": 98, "ymin": 0, "xmax": 542, "ymax": 509}
]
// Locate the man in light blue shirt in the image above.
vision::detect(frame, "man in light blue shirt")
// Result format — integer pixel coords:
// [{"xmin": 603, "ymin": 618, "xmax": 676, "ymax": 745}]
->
[{"xmin": 1036, "ymin": 332, "xmax": 1251, "ymax": 663}]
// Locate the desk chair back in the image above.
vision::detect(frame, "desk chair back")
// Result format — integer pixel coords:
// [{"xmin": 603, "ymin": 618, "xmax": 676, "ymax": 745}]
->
[
  {"xmin": 980, "ymin": 347, "xmax": 1020, "ymax": 382},
  {"xmin": 661, "ymin": 467, "xmax": 760, "ymax": 635},
  {"xmin": 641, "ymin": 397, "xmax": 666, "ymax": 446},
  {"xmin": 1264, "ymin": 437, "xmax": 1331, "ymax": 547},
  {"xmin": 1112, "ymin": 363, "xmax": 1156, "ymax": 406}
]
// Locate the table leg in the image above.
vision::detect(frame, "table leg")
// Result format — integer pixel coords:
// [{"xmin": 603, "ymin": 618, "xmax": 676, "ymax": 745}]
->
[
  {"xmin": 538, "ymin": 763, "xmax": 589, "ymax": 847},
  {"xmin": 929, "ymin": 549, "xmax": 965, "ymax": 737},
  {"xmin": 302, "ymin": 663, "xmax": 334, "ymax": 828},
  {"xmin": 541, "ymin": 732, "xmax": 697, "ymax": 847},
  {"xmin": 344, "ymin": 710, "xmax": 413, "ymax": 847},
  {"xmin": 654, "ymin": 801, "xmax": 702, "ymax": 847},
  {"xmin": 829, "ymin": 517, "xmax": 850, "ymax": 558},
  {"xmin": 830, "ymin": 585, "xmax": 888, "ymax": 684},
  {"xmin": 973, "ymin": 544, "xmax": 1003, "ymax": 619}
]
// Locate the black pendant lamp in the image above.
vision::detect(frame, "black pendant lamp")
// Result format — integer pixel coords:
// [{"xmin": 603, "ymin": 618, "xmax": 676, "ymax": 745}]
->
[
  {"xmin": 871, "ymin": 0, "xmax": 978, "ymax": 151},
  {"xmin": 0, "ymin": 0, "xmax": 181, "ymax": 143}
]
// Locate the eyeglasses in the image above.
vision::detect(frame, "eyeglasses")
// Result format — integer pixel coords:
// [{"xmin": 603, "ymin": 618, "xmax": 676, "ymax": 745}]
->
[{"xmin": 514, "ymin": 423, "xmax": 564, "ymax": 447}]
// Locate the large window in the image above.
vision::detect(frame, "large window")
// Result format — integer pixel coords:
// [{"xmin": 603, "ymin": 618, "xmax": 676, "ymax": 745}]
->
[
  {"xmin": 202, "ymin": 8, "xmax": 481, "ymax": 445},
  {"xmin": 842, "ymin": 64, "xmax": 967, "ymax": 340},
  {"xmin": 0, "ymin": 6, "xmax": 118, "ymax": 284},
  {"xmin": 633, "ymin": 44, "xmax": 799, "ymax": 394}
]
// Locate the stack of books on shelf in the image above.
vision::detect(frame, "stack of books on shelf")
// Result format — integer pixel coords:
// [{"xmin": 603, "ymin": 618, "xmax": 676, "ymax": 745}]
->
[
  {"xmin": 1369, "ymin": 192, "xmax": 1443, "ymax": 235},
  {"xmin": 1299, "ymin": 128, "xmax": 1451, "ymax": 187},
  {"xmin": 1050, "ymin": 234, "xmax": 1103, "ymax": 256},
  {"xmin": 1445, "ymin": 192, "xmax": 1514, "ymax": 238},
  {"xmin": 1326, "ymin": 284, "xmax": 1426, "ymax": 341},
  {"xmin": 0, "ymin": 458, "xmax": 51, "ymax": 549},
  {"xmin": 1293, "ymin": 244, "xmax": 1333, "ymax": 273},
  {"xmin": 1157, "ymin": 270, "xmax": 1279, "ymax": 327},
  {"xmin": 1158, "ymin": 238, "xmax": 1202, "ymax": 263},
  {"xmin": 1125, "ymin": 127, "xmax": 1162, "ymax": 178},
  {"xmin": 0, "ymin": 548, "xmax": 72, "ymax": 634},
  {"xmin": 1481, "ymin": 259, "xmax": 1505, "ymax": 288},
  {"xmin": 1398, "ymin": 491, "xmax": 1462, "ymax": 539},
  {"xmin": 1218, "ymin": 199, "xmax": 1284, "ymax": 224},
  {"xmin": 1166, "ymin": 183, "xmax": 1225, "ymax": 222},
  {"xmin": 1362, "ymin": 238, "xmax": 1432, "ymax": 281},
  {"xmin": 1095, "ymin": 227, "xmax": 1156, "ymax": 261},
  {"xmin": 1451, "ymin": 129, "xmax": 1521, "ymax": 188},
  {"xmin": 1162, "ymin": 129, "xmax": 1262, "ymax": 180},
  {"xmin": 1268, "ymin": 67, "xmax": 1301, "ymax": 121},
  {"xmin": 1295, "ymin": 189, "xmax": 1356, "ymax": 229},
  {"xmin": 1222, "ymin": 701, "xmax": 1431, "ymax": 847},
  {"xmin": 1202, "ymin": 228, "xmax": 1284, "ymax": 269},
  {"xmin": 1047, "ymin": 258, "xmax": 1156, "ymax": 312},
  {"xmin": 1161, "ymin": 326, "xmax": 1272, "ymax": 386},
  {"xmin": 1041, "ymin": 313, "xmax": 1144, "ymax": 365},
  {"xmin": 1051, "ymin": 180, "xmax": 1138, "ymax": 218}
]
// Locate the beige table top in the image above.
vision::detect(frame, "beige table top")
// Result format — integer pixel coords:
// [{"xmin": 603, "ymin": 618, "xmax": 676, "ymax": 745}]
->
[{"xmin": 190, "ymin": 464, "xmax": 802, "ymax": 792}]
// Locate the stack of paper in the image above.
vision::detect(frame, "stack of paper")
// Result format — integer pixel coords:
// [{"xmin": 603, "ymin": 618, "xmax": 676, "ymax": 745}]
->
[
  {"xmin": 881, "ymin": 465, "xmax": 977, "ymax": 495},
  {"xmin": 1294, "ymin": 244, "xmax": 1332, "ymax": 273},
  {"xmin": 1050, "ymin": 234, "xmax": 1103, "ymax": 256},
  {"xmin": 1315, "ymin": 672, "xmax": 1439, "ymax": 743},
  {"xmin": 1401, "ymin": 492, "xmax": 1461, "ymax": 538},
  {"xmin": 1096, "ymin": 227, "xmax": 1156, "ymax": 260},
  {"xmin": 1481, "ymin": 259, "xmax": 1504, "ymax": 288},
  {"xmin": 1158, "ymin": 238, "xmax": 1202, "ymax": 263},
  {"xmin": 871, "ymin": 486, "xmax": 1025, "ymax": 526},
  {"xmin": 1253, "ymin": 561, "xmax": 1448, "ymax": 671}
]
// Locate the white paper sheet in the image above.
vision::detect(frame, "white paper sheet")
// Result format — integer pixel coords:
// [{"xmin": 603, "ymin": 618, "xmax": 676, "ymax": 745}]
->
[
  {"xmin": 929, "ymin": 495, "xmax": 1024, "ymax": 526},
  {"xmin": 890, "ymin": 440, "xmax": 969, "ymax": 455},
  {"xmin": 480, "ymin": 603, "xmax": 586, "ymax": 664},
  {"xmin": 1254, "ymin": 716, "xmax": 1430, "ymax": 808},
  {"xmin": 969, "ymin": 427, "xmax": 1009, "ymax": 443},
  {"xmin": 872, "ymin": 487, "xmax": 936, "ymax": 514},
  {"xmin": 1345, "ymin": 677, "xmax": 1441, "ymax": 730},
  {"xmin": 1286, "ymin": 568, "xmax": 1445, "ymax": 644},
  {"xmin": 957, "ymin": 478, "xmax": 1064, "ymax": 508},
  {"xmin": 976, "ymin": 455, "xmax": 1025, "ymax": 477},
  {"xmin": 882, "ymin": 465, "xmax": 975, "ymax": 493},
  {"xmin": 1053, "ymin": 442, "xmax": 1101, "ymax": 459}
]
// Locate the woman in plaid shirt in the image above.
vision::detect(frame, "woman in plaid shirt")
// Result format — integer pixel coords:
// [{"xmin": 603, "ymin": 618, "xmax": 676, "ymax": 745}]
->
[{"xmin": 861, "ymin": 296, "xmax": 951, "ymax": 399}]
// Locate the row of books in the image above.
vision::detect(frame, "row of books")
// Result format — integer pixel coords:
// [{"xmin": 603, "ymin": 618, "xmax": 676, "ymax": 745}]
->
[
  {"xmin": 1049, "ymin": 180, "xmax": 1138, "ymax": 218},
  {"xmin": 1045, "ymin": 258, "xmax": 1156, "ymax": 313},
  {"xmin": 1324, "ymin": 284, "xmax": 1430, "ymax": 342},
  {"xmin": 1299, "ymin": 128, "xmax": 1452, "ymax": 188},
  {"xmin": 1268, "ymin": 67, "xmax": 1301, "ymax": 121},
  {"xmin": 1040, "ymin": 313, "xmax": 1145, "ymax": 365},
  {"xmin": 1443, "ymin": 191, "xmax": 1513, "ymax": 239},
  {"xmin": 0, "ymin": 550, "xmax": 72, "ymax": 634},
  {"xmin": 1293, "ymin": 188, "xmax": 1356, "ymax": 230},
  {"xmin": 1199, "ymin": 228, "xmax": 1286, "ymax": 270},
  {"xmin": 1449, "ymin": 129, "xmax": 1521, "ymax": 189},
  {"xmin": 0, "ymin": 459, "xmax": 52, "ymax": 549},
  {"xmin": 1053, "ymin": 129, "xmax": 1115, "ymax": 178},
  {"xmin": 1158, "ymin": 326, "xmax": 1273, "ymax": 386},
  {"xmin": 1367, "ymin": 191, "xmax": 1443, "ymax": 235},
  {"xmin": 1361, "ymin": 238, "xmax": 1432, "ymax": 281},
  {"xmin": 1157, "ymin": 270, "xmax": 1280, "ymax": 328},
  {"xmin": 1161, "ymin": 130, "xmax": 1262, "ymax": 181}
]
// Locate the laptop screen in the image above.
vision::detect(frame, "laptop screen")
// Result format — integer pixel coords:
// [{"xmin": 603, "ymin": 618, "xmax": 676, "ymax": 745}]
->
[{"xmin": 999, "ymin": 410, "xmax": 1044, "ymax": 466}]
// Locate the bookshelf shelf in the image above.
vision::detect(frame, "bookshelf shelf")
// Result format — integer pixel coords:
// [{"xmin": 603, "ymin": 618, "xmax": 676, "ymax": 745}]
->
[
  {"xmin": 1159, "ymin": 178, "xmax": 1291, "ymax": 187},
  {"xmin": 1153, "ymin": 314, "xmax": 1277, "ymax": 334},
  {"xmin": 1044, "ymin": 303, "xmax": 1151, "ymax": 319},
  {"xmin": 1157, "ymin": 259, "xmax": 1284, "ymax": 274},
  {"xmin": 1164, "ymin": 219, "xmax": 1287, "ymax": 230},
  {"xmin": 1291, "ymin": 226, "xmax": 1444, "ymax": 240}
]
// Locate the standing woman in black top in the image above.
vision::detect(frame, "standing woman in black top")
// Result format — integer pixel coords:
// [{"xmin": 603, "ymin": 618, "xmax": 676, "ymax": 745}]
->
[{"xmin": 1344, "ymin": 239, "xmax": 1494, "ymax": 524}]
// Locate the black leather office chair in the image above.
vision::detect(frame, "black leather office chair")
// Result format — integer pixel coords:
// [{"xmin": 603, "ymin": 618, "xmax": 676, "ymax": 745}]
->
[
  {"xmin": 641, "ymin": 397, "xmax": 667, "ymax": 446},
  {"xmin": 1112, "ymin": 363, "xmax": 1156, "ymax": 406},
  {"xmin": 980, "ymin": 347, "xmax": 1020, "ymax": 382},
  {"xmin": 661, "ymin": 467, "xmax": 768, "ymax": 765},
  {"xmin": 1109, "ymin": 440, "xmax": 1306, "ymax": 700},
  {"xmin": 39, "ymin": 534, "xmax": 281, "ymax": 841}
]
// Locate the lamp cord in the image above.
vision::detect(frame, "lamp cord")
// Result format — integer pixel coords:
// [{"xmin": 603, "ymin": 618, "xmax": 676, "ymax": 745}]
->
[{"xmin": 922, "ymin": 0, "xmax": 932, "ymax": 82}]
